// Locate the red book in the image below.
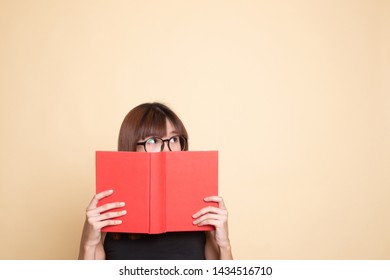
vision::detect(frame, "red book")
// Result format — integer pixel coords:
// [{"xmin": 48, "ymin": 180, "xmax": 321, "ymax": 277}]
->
[{"xmin": 95, "ymin": 151, "xmax": 218, "ymax": 234}]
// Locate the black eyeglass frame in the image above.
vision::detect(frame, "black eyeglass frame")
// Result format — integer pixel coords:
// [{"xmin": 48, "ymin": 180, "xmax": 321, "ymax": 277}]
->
[{"xmin": 136, "ymin": 135, "xmax": 187, "ymax": 152}]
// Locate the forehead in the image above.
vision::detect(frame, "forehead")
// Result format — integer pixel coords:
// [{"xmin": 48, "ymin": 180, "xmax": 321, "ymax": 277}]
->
[{"xmin": 165, "ymin": 119, "xmax": 177, "ymax": 134}]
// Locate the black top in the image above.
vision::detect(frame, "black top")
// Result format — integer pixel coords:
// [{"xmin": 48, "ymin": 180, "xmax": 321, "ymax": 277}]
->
[{"xmin": 104, "ymin": 231, "xmax": 206, "ymax": 260}]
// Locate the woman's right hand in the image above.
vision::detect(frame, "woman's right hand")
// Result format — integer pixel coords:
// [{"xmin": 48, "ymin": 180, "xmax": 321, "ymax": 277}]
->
[{"xmin": 81, "ymin": 189, "xmax": 126, "ymax": 247}]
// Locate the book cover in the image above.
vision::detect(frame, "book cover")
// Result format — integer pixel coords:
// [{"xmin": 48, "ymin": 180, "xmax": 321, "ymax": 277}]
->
[{"xmin": 95, "ymin": 151, "xmax": 218, "ymax": 234}]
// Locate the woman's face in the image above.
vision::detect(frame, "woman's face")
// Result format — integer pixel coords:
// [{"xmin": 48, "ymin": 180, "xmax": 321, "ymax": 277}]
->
[{"xmin": 136, "ymin": 119, "xmax": 179, "ymax": 152}]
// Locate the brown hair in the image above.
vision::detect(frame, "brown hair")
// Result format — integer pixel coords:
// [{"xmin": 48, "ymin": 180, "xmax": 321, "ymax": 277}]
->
[
  {"xmin": 111, "ymin": 102, "xmax": 189, "ymax": 240},
  {"xmin": 118, "ymin": 102, "xmax": 189, "ymax": 151}
]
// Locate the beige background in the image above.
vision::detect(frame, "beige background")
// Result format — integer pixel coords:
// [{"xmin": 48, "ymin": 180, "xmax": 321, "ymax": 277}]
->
[{"xmin": 0, "ymin": 0, "xmax": 389, "ymax": 260}]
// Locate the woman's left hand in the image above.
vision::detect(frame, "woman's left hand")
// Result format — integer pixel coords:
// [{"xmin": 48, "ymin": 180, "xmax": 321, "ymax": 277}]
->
[{"xmin": 192, "ymin": 196, "xmax": 230, "ymax": 248}]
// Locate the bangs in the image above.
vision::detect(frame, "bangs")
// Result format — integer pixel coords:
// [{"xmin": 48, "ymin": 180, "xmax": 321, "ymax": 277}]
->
[{"xmin": 137, "ymin": 109, "xmax": 167, "ymax": 139}]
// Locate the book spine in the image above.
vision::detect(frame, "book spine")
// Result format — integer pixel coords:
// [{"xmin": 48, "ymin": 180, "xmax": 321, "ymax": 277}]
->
[{"xmin": 149, "ymin": 153, "xmax": 166, "ymax": 234}]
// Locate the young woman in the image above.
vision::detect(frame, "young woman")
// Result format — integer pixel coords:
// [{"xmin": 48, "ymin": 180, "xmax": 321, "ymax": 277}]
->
[{"xmin": 78, "ymin": 102, "xmax": 232, "ymax": 260}]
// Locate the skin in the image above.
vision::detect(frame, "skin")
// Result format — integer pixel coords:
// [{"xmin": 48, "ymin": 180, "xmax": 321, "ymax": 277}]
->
[{"xmin": 78, "ymin": 120, "xmax": 233, "ymax": 260}]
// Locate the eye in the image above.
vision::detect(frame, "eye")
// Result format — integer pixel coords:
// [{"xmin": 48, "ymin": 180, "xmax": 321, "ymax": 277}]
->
[
  {"xmin": 169, "ymin": 136, "xmax": 179, "ymax": 143},
  {"xmin": 146, "ymin": 137, "xmax": 159, "ymax": 145}
]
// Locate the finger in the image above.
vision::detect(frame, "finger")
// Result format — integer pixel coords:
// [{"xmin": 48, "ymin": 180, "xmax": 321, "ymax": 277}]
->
[
  {"xmin": 87, "ymin": 209, "xmax": 127, "ymax": 225},
  {"xmin": 99, "ymin": 209, "xmax": 127, "ymax": 222},
  {"xmin": 204, "ymin": 196, "xmax": 226, "ymax": 210},
  {"xmin": 93, "ymin": 219, "xmax": 123, "ymax": 231},
  {"xmin": 192, "ymin": 206, "xmax": 227, "ymax": 218},
  {"xmin": 95, "ymin": 201, "xmax": 126, "ymax": 214},
  {"xmin": 87, "ymin": 189, "xmax": 114, "ymax": 210},
  {"xmin": 86, "ymin": 201, "xmax": 125, "ymax": 219},
  {"xmin": 195, "ymin": 217, "xmax": 226, "ymax": 228},
  {"xmin": 87, "ymin": 202, "xmax": 126, "ymax": 220},
  {"xmin": 193, "ymin": 213, "xmax": 222, "ymax": 225}
]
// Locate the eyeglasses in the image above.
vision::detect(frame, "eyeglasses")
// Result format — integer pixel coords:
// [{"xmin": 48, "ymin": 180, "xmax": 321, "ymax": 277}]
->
[{"xmin": 137, "ymin": 135, "xmax": 187, "ymax": 152}]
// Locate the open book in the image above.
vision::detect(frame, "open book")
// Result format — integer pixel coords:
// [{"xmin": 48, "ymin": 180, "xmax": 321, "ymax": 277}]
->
[{"xmin": 96, "ymin": 151, "xmax": 218, "ymax": 234}]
